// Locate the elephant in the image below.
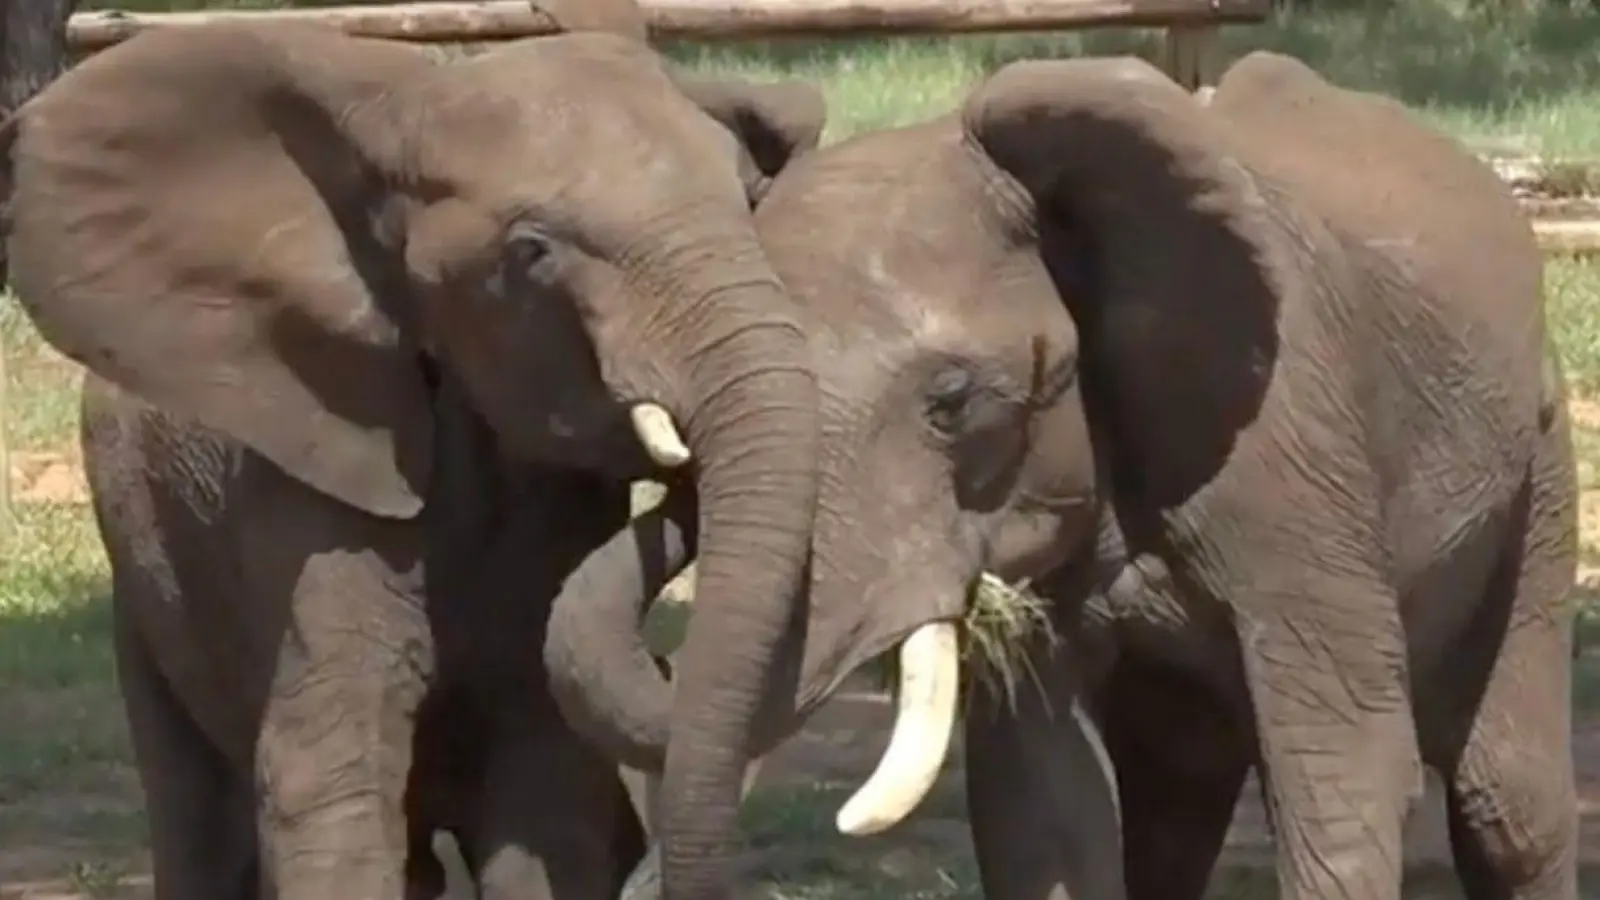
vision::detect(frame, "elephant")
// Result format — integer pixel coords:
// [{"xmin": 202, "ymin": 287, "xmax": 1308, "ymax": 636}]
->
[
  {"xmin": 0, "ymin": 7, "xmax": 829, "ymax": 898},
  {"xmin": 543, "ymin": 51, "xmax": 1580, "ymax": 900}
]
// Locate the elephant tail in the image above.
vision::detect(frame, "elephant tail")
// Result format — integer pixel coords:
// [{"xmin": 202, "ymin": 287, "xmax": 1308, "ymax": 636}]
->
[
  {"xmin": 0, "ymin": 112, "xmax": 16, "ymax": 288},
  {"xmin": 1539, "ymin": 344, "xmax": 1564, "ymax": 434}
]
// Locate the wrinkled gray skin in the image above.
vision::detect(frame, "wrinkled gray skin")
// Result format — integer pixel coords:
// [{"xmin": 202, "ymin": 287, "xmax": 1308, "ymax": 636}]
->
[
  {"xmin": 549, "ymin": 53, "xmax": 1579, "ymax": 900},
  {"xmin": 0, "ymin": 0, "xmax": 73, "ymax": 284},
  {"xmin": 0, "ymin": 14, "xmax": 826, "ymax": 900}
]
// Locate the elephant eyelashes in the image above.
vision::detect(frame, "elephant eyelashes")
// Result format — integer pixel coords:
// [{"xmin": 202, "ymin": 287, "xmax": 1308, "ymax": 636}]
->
[
  {"xmin": 923, "ymin": 365, "xmax": 978, "ymax": 437},
  {"xmin": 503, "ymin": 223, "xmax": 555, "ymax": 279},
  {"xmin": 922, "ymin": 364, "xmax": 1019, "ymax": 442}
]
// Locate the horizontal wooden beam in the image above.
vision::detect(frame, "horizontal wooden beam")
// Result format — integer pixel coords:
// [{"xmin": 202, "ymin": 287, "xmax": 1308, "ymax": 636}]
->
[
  {"xmin": 1534, "ymin": 220, "xmax": 1600, "ymax": 257},
  {"xmin": 68, "ymin": 0, "xmax": 1271, "ymax": 52}
]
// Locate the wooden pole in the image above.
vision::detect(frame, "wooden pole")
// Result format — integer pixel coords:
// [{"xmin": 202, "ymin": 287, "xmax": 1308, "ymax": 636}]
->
[
  {"xmin": 1534, "ymin": 219, "xmax": 1600, "ymax": 257},
  {"xmin": 68, "ymin": 0, "xmax": 1270, "ymax": 52}
]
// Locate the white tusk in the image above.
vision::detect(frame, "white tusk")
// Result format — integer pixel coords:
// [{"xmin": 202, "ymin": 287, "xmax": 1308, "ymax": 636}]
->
[
  {"xmin": 835, "ymin": 621, "xmax": 960, "ymax": 836},
  {"xmin": 661, "ymin": 563, "xmax": 697, "ymax": 607},
  {"xmin": 630, "ymin": 403, "xmax": 692, "ymax": 468},
  {"xmin": 642, "ymin": 563, "xmax": 697, "ymax": 658}
]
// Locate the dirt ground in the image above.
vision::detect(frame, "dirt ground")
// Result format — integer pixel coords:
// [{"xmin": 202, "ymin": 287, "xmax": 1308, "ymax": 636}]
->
[
  {"xmin": 753, "ymin": 674, "xmax": 1600, "ymax": 886},
  {"xmin": 4, "ymin": 681, "xmax": 1599, "ymax": 900}
]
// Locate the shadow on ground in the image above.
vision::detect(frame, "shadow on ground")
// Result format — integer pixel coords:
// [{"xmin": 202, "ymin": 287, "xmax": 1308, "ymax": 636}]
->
[{"xmin": 0, "ymin": 562, "xmax": 145, "ymax": 899}]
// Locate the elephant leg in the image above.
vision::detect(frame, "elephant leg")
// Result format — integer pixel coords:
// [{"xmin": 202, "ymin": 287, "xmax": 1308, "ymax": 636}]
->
[
  {"xmin": 1236, "ymin": 566, "xmax": 1422, "ymax": 900},
  {"xmin": 964, "ymin": 646, "xmax": 1125, "ymax": 900},
  {"xmin": 403, "ymin": 822, "xmax": 450, "ymax": 900},
  {"xmin": 1437, "ymin": 471, "xmax": 1577, "ymax": 900},
  {"xmin": 113, "ymin": 596, "xmax": 256, "ymax": 900},
  {"xmin": 251, "ymin": 589, "xmax": 430, "ymax": 896},
  {"xmin": 241, "ymin": 476, "xmax": 433, "ymax": 900},
  {"xmin": 467, "ymin": 725, "xmax": 644, "ymax": 900},
  {"xmin": 1098, "ymin": 663, "xmax": 1250, "ymax": 900}
]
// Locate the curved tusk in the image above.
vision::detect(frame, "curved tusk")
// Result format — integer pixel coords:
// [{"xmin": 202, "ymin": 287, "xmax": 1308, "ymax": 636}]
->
[
  {"xmin": 661, "ymin": 563, "xmax": 697, "ymax": 607},
  {"xmin": 630, "ymin": 403, "xmax": 692, "ymax": 468},
  {"xmin": 835, "ymin": 621, "xmax": 961, "ymax": 836},
  {"xmin": 642, "ymin": 563, "xmax": 698, "ymax": 658}
]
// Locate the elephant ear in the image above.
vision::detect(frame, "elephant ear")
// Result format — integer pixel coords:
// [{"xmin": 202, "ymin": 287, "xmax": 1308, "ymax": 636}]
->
[
  {"xmin": 3, "ymin": 24, "xmax": 437, "ymax": 518},
  {"xmin": 963, "ymin": 56, "xmax": 1297, "ymax": 508},
  {"xmin": 676, "ymin": 77, "xmax": 827, "ymax": 200},
  {"xmin": 529, "ymin": 0, "xmax": 651, "ymax": 42}
]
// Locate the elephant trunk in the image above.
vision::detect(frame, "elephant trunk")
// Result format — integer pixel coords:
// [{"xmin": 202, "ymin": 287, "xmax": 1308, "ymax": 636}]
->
[
  {"xmin": 546, "ymin": 226, "xmax": 814, "ymax": 900},
  {"xmin": 546, "ymin": 227, "xmax": 819, "ymax": 890},
  {"xmin": 543, "ymin": 507, "xmax": 691, "ymax": 768},
  {"xmin": 654, "ymin": 265, "xmax": 819, "ymax": 900},
  {"xmin": 547, "ymin": 229, "xmax": 820, "ymax": 900}
]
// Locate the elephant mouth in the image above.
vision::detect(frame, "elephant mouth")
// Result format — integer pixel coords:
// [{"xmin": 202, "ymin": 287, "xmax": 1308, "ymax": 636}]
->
[
  {"xmin": 827, "ymin": 566, "xmax": 1055, "ymax": 837},
  {"xmin": 549, "ymin": 491, "xmax": 1019, "ymax": 842},
  {"xmin": 643, "ymin": 567, "xmax": 973, "ymax": 840}
]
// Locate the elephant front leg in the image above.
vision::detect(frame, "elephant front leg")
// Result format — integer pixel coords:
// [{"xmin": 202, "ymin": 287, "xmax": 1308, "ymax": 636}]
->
[
  {"xmin": 461, "ymin": 714, "xmax": 645, "ymax": 900},
  {"xmin": 113, "ymin": 596, "xmax": 257, "ymax": 900},
  {"xmin": 252, "ymin": 558, "xmax": 433, "ymax": 899},
  {"xmin": 964, "ymin": 644, "xmax": 1125, "ymax": 900},
  {"xmin": 1236, "ymin": 570, "xmax": 1423, "ymax": 900},
  {"xmin": 1098, "ymin": 662, "xmax": 1251, "ymax": 900}
]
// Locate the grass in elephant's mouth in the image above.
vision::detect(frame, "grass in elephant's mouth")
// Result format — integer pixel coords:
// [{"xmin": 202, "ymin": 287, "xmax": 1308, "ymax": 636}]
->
[{"xmin": 869, "ymin": 573, "xmax": 1058, "ymax": 714}]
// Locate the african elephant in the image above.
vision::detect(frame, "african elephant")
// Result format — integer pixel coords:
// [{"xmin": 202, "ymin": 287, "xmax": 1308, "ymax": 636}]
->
[
  {"xmin": 0, "ymin": 10, "xmax": 827, "ymax": 899},
  {"xmin": 545, "ymin": 52, "xmax": 1580, "ymax": 900}
]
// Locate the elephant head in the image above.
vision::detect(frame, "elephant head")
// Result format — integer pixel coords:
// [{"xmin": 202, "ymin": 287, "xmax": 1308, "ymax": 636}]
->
[
  {"xmin": 0, "ymin": 15, "xmax": 830, "ymax": 890},
  {"xmin": 546, "ymin": 53, "xmax": 1302, "ymax": 892}
]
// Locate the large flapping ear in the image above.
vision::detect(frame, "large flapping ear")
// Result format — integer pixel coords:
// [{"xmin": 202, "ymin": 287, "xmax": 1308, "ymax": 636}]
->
[
  {"xmin": 676, "ymin": 77, "xmax": 827, "ymax": 202},
  {"xmin": 5, "ymin": 23, "xmax": 439, "ymax": 518},
  {"xmin": 530, "ymin": 0, "xmax": 651, "ymax": 42},
  {"xmin": 963, "ymin": 57, "xmax": 1296, "ymax": 509}
]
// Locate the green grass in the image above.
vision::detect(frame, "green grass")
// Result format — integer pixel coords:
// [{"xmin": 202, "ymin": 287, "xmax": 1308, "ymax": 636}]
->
[
  {"xmin": 12, "ymin": 0, "xmax": 1600, "ymax": 894},
  {"xmin": 655, "ymin": 0, "xmax": 1600, "ymax": 155}
]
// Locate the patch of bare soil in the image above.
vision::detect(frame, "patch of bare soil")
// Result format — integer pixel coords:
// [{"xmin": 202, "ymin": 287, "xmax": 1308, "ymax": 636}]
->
[
  {"xmin": 1569, "ymin": 398, "xmax": 1600, "ymax": 431},
  {"xmin": 7, "ymin": 450, "xmax": 88, "ymax": 506},
  {"xmin": 0, "ymin": 849, "xmax": 148, "ymax": 900}
]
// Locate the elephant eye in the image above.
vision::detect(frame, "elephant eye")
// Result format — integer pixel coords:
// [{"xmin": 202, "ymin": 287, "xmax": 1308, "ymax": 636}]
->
[
  {"xmin": 923, "ymin": 365, "xmax": 977, "ymax": 437},
  {"xmin": 503, "ymin": 222, "xmax": 555, "ymax": 279}
]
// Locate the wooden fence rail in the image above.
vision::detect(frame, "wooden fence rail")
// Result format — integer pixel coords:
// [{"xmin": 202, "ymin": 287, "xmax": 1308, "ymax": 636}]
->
[
  {"xmin": 68, "ymin": 0, "xmax": 1270, "ymax": 47},
  {"xmin": 67, "ymin": 0, "xmax": 1270, "ymax": 89}
]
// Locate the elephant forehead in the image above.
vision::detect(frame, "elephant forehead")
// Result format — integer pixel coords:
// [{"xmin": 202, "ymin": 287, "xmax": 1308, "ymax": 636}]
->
[
  {"xmin": 761, "ymin": 122, "xmax": 1067, "ymax": 381},
  {"xmin": 761, "ymin": 122, "xmax": 1014, "ymax": 321},
  {"xmin": 418, "ymin": 56, "xmax": 737, "ymax": 209}
]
